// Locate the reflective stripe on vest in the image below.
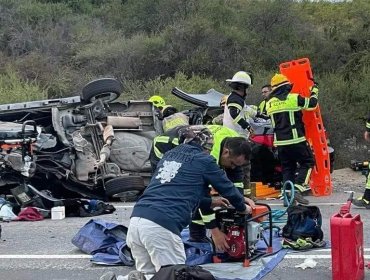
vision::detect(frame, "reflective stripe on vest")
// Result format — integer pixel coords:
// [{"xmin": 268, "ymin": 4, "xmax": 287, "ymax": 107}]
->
[
  {"xmin": 267, "ymin": 94, "xmax": 306, "ymax": 146},
  {"xmin": 153, "ymin": 135, "xmax": 178, "ymax": 159},
  {"xmin": 223, "ymin": 102, "xmax": 255, "ymax": 138},
  {"xmin": 162, "ymin": 113, "xmax": 189, "ymax": 132}
]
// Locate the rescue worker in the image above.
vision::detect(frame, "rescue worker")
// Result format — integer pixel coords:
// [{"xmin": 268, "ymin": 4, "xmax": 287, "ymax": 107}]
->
[
  {"xmin": 148, "ymin": 95, "xmax": 166, "ymax": 110},
  {"xmin": 223, "ymin": 71, "xmax": 256, "ymax": 138},
  {"xmin": 353, "ymin": 112, "xmax": 370, "ymax": 208},
  {"xmin": 149, "ymin": 125, "xmax": 254, "ymax": 246},
  {"xmin": 259, "ymin": 84, "xmax": 272, "ymax": 115},
  {"xmin": 160, "ymin": 105, "xmax": 189, "ymax": 132},
  {"xmin": 212, "ymin": 95, "xmax": 227, "ymax": 125},
  {"xmin": 266, "ymin": 73, "xmax": 319, "ymax": 205},
  {"xmin": 124, "ymin": 127, "xmax": 252, "ymax": 280},
  {"xmin": 223, "ymin": 71, "xmax": 256, "ymax": 198}
]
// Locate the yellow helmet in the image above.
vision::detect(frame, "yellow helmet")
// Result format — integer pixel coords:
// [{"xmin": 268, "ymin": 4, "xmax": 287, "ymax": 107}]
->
[
  {"xmin": 149, "ymin": 95, "xmax": 166, "ymax": 108},
  {"xmin": 270, "ymin": 74, "xmax": 290, "ymax": 90}
]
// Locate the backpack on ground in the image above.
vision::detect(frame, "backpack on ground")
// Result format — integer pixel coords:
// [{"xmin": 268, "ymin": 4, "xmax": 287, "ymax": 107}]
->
[
  {"xmin": 151, "ymin": 264, "xmax": 215, "ymax": 280},
  {"xmin": 282, "ymin": 205, "xmax": 324, "ymax": 241}
]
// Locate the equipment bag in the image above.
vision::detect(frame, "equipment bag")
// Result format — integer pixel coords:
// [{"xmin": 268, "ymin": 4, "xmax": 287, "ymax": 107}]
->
[
  {"xmin": 151, "ymin": 264, "xmax": 215, "ymax": 280},
  {"xmin": 282, "ymin": 205, "xmax": 323, "ymax": 241}
]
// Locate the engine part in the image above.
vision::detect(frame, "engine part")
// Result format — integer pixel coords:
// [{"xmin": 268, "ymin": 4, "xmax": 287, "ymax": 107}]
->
[
  {"xmin": 72, "ymin": 131, "xmax": 97, "ymax": 181},
  {"xmin": 52, "ymin": 107, "xmax": 71, "ymax": 146},
  {"xmin": 110, "ymin": 132, "xmax": 152, "ymax": 172},
  {"xmin": 247, "ymin": 221, "xmax": 261, "ymax": 247},
  {"xmin": 214, "ymin": 204, "xmax": 273, "ymax": 267},
  {"xmin": 103, "ymin": 125, "xmax": 114, "ymax": 144},
  {"xmin": 62, "ymin": 114, "xmax": 86, "ymax": 128},
  {"xmin": 107, "ymin": 116, "xmax": 142, "ymax": 129},
  {"xmin": 226, "ymin": 225, "xmax": 246, "ymax": 258}
]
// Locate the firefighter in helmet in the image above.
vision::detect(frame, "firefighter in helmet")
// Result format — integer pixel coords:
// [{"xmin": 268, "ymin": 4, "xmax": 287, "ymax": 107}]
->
[
  {"xmin": 148, "ymin": 95, "xmax": 166, "ymax": 110},
  {"xmin": 265, "ymin": 73, "xmax": 319, "ymax": 205},
  {"xmin": 223, "ymin": 71, "xmax": 257, "ymax": 199}
]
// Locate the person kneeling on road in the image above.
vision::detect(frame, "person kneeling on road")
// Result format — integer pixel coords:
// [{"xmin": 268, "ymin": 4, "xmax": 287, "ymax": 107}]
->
[
  {"xmin": 149, "ymin": 125, "xmax": 255, "ymax": 250},
  {"xmin": 124, "ymin": 127, "xmax": 252, "ymax": 280}
]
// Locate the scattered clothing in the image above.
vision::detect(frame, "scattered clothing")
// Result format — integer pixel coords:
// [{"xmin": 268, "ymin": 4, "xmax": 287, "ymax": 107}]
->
[
  {"xmin": 72, "ymin": 219, "xmax": 134, "ymax": 266},
  {"xmin": 15, "ymin": 207, "xmax": 44, "ymax": 221},
  {"xmin": 0, "ymin": 198, "xmax": 17, "ymax": 221}
]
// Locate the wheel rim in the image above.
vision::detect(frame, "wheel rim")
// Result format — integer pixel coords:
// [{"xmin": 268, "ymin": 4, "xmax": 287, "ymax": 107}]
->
[{"xmin": 89, "ymin": 92, "xmax": 119, "ymax": 103}]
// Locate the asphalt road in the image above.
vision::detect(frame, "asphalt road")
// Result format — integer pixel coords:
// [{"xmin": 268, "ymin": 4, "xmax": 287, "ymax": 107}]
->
[{"xmin": 1, "ymin": 168, "xmax": 370, "ymax": 280}]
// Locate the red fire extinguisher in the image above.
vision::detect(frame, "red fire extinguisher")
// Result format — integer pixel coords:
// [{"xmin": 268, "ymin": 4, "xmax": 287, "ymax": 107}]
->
[{"xmin": 330, "ymin": 192, "xmax": 364, "ymax": 280}]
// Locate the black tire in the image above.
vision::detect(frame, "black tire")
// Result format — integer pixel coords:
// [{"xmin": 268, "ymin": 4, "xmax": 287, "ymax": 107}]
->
[
  {"xmin": 105, "ymin": 176, "xmax": 145, "ymax": 201},
  {"xmin": 81, "ymin": 78, "xmax": 122, "ymax": 104}
]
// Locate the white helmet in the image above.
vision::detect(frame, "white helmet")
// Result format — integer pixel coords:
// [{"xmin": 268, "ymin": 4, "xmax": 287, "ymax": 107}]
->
[{"xmin": 226, "ymin": 71, "xmax": 252, "ymax": 86}]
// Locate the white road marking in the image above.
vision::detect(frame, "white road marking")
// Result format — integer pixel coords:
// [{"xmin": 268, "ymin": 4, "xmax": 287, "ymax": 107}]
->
[
  {"xmin": 114, "ymin": 202, "xmax": 347, "ymax": 208},
  {"xmin": 266, "ymin": 202, "xmax": 345, "ymax": 206},
  {"xmin": 285, "ymin": 254, "xmax": 370, "ymax": 259},
  {"xmin": 313, "ymin": 248, "xmax": 370, "ymax": 252},
  {"xmin": 0, "ymin": 255, "xmax": 91, "ymax": 259},
  {"xmin": 1, "ymin": 249, "xmax": 370, "ymax": 260}
]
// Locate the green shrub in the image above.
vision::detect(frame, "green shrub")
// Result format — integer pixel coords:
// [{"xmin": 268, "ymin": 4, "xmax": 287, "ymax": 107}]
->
[{"xmin": 0, "ymin": 67, "xmax": 47, "ymax": 103}]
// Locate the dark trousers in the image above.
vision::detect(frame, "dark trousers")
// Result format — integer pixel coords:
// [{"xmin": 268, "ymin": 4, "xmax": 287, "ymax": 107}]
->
[
  {"xmin": 250, "ymin": 144, "xmax": 277, "ymax": 184},
  {"xmin": 189, "ymin": 201, "xmax": 214, "ymax": 241},
  {"xmin": 277, "ymin": 141, "xmax": 315, "ymax": 187},
  {"xmin": 242, "ymin": 162, "xmax": 251, "ymax": 195}
]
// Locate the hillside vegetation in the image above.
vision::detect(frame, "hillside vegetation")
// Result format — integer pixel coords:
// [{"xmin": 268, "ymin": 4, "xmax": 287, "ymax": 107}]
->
[{"xmin": 0, "ymin": 0, "xmax": 369, "ymax": 166}]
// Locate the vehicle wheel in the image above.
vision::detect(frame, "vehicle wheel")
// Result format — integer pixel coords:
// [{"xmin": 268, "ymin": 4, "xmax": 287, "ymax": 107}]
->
[
  {"xmin": 81, "ymin": 78, "xmax": 122, "ymax": 104},
  {"xmin": 105, "ymin": 176, "xmax": 146, "ymax": 202}
]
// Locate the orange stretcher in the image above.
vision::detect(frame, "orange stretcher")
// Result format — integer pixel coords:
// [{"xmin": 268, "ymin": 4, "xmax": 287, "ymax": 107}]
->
[{"xmin": 279, "ymin": 58, "xmax": 332, "ymax": 196}]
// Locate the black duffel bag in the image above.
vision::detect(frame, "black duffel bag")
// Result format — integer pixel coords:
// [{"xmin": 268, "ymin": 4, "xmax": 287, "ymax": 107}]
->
[{"xmin": 282, "ymin": 205, "xmax": 324, "ymax": 241}]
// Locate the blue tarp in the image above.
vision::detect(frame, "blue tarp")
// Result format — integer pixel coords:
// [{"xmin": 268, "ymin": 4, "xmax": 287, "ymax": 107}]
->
[
  {"xmin": 181, "ymin": 228, "xmax": 287, "ymax": 280},
  {"xmin": 71, "ymin": 219, "xmax": 134, "ymax": 266}
]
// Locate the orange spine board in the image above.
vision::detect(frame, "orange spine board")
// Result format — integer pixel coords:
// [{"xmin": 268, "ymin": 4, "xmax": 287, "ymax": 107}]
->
[{"xmin": 279, "ymin": 58, "xmax": 332, "ymax": 196}]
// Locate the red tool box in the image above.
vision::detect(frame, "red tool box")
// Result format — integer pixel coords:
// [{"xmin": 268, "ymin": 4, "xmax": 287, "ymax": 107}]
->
[{"xmin": 330, "ymin": 193, "xmax": 364, "ymax": 280}]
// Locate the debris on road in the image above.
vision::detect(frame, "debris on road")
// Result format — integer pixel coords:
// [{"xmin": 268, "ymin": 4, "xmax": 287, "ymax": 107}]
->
[{"xmin": 294, "ymin": 258, "xmax": 317, "ymax": 270}]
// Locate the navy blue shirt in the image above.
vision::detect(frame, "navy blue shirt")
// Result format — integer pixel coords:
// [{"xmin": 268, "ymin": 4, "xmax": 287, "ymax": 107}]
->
[{"xmin": 131, "ymin": 143, "xmax": 246, "ymax": 236}]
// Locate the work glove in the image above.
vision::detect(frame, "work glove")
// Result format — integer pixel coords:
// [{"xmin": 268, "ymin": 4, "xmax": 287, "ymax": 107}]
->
[{"xmin": 309, "ymin": 84, "xmax": 319, "ymax": 96}]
